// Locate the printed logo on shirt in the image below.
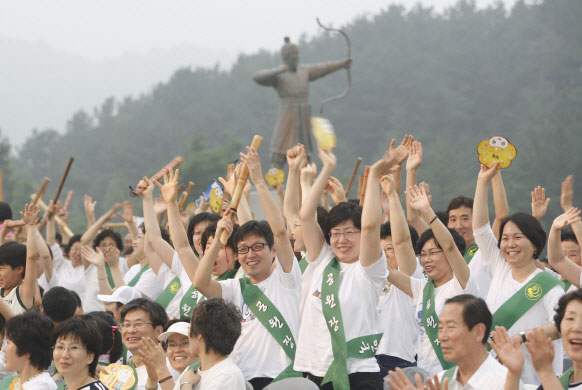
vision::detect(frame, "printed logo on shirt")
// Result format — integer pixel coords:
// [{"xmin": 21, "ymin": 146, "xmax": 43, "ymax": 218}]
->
[
  {"xmin": 169, "ymin": 280, "xmax": 180, "ymax": 293},
  {"xmin": 240, "ymin": 301, "xmax": 256, "ymax": 323},
  {"xmin": 312, "ymin": 288, "xmax": 321, "ymax": 299},
  {"xmin": 525, "ymin": 282, "xmax": 542, "ymax": 300},
  {"xmin": 380, "ymin": 280, "xmax": 392, "ymax": 296}
]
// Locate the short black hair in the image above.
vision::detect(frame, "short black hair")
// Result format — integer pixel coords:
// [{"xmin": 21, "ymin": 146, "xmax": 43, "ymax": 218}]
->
[
  {"xmin": 316, "ymin": 206, "xmax": 330, "ymax": 244},
  {"xmin": 190, "ymin": 298, "xmax": 241, "ymax": 355},
  {"xmin": 42, "ymin": 287, "xmax": 78, "ymax": 323},
  {"xmin": 70, "ymin": 290, "xmax": 83, "ymax": 310},
  {"xmin": 416, "ymin": 228, "xmax": 466, "ymax": 256},
  {"xmin": 187, "ymin": 213, "xmax": 221, "ymax": 253},
  {"xmin": 561, "ymin": 229, "xmax": 579, "ymax": 244},
  {"xmin": 554, "ymin": 289, "xmax": 582, "ymax": 332},
  {"xmin": 498, "ymin": 213, "xmax": 547, "ymax": 259},
  {"xmin": 52, "ymin": 317, "xmax": 102, "ymax": 376},
  {"xmin": 234, "ymin": 220, "xmax": 274, "ymax": 251},
  {"xmin": 447, "ymin": 196, "xmax": 474, "ymax": 216},
  {"xmin": 65, "ymin": 234, "xmax": 82, "ymax": 257},
  {"xmin": 5, "ymin": 311, "xmax": 54, "ymax": 370},
  {"xmin": 87, "ymin": 311, "xmax": 123, "ymax": 364},
  {"xmin": 0, "ymin": 242, "xmax": 26, "ymax": 278},
  {"xmin": 120, "ymin": 298, "xmax": 168, "ymax": 329},
  {"xmin": 0, "ymin": 202, "xmax": 13, "ymax": 222},
  {"xmin": 380, "ymin": 222, "xmax": 419, "ymax": 251},
  {"xmin": 94, "ymin": 229, "xmax": 124, "ymax": 251},
  {"xmin": 138, "ymin": 224, "xmax": 172, "ymax": 246},
  {"xmin": 201, "ymin": 222, "xmax": 239, "ymax": 252},
  {"xmin": 445, "ymin": 294, "xmax": 492, "ymax": 344},
  {"xmin": 328, "ymin": 202, "xmax": 362, "ymax": 232}
]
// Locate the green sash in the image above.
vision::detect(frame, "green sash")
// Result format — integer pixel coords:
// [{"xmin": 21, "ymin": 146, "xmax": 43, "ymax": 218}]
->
[
  {"xmin": 321, "ymin": 257, "xmax": 383, "ymax": 390},
  {"xmin": 156, "ymin": 277, "xmax": 181, "ymax": 309},
  {"xmin": 127, "ymin": 264, "xmax": 150, "ymax": 287},
  {"xmin": 559, "ymin": 366, "xmax": 574, "ymax": 389},
  {"xmin": 464, "ymin": 243, "xmax": 479, "ymax": 264},
  {"xmin": 422, "ymin": 280, "xmax": 455, "ymax": 370},
  {"xmin": 490, "ymin": 272, "xmax": 562, "ymax": 345},
  {"xmin": 442, "ymin": 366, "xmax": 456, "ymax": 384},
  {"xmin": 563, "ymin": 280, "xmax": 572, "ymax": 291},
  {"xmin": 299, "ymin": 257, "xmax": 308, "ymax": 274},
  {"xmin": 189, "ymin": 361, "xmax": 202, "ymax": 373},
  {"xmin": 105, "ymin": 264, "xmax": 115, "ymax": 288},
  {"xmin": 179, "ymin": 268, "xmax": 237, "ymax": 317},
  {"xmin": 239, "ymin": 278, "xmax": 302, "ymax": 383}
]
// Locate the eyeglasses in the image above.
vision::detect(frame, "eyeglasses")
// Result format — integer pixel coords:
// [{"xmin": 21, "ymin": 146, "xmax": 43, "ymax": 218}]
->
[
  {"xmin": 237, "ymin": 242, "xmax": 269, "ymax": 254},
  {"xmin": 99, "ymin": 242, "xmax": 117, "ymax": 248},
  {"xmin": 119, "ymin": 321, "xmax": 153, "ymax": 330},
  {"xmin": 167, "ymin": 340, "xmax": 190, "ymax": 349},
  {"xmin": 383, "ymin": 246, "xmax": 394, "ymax": 253},
  {"xmin": 330, "ymin": 230, "xmax": 360, "ymax": 240},
  {"xmin": 419, "ymin": 249, "xmax": 444, "ymax": 261}
]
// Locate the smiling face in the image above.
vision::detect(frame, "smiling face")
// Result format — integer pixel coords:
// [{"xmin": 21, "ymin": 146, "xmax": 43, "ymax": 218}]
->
[
  {"xmin": 420, "ymin": 239, "xmax": 452, "ymax": 285},
  {"xmin": 68, "ymin": 242, "xmax": 83, "ymax": 268},
  {"xmin": 438, "ymin": 303, "xmax": 484, "ymax": 363},
  {"xmin": 448, "ymin": 206, "xmax": 474, "ymax": 246},
  {"xmin": 500, "ymin": 221, "xmax": 536, "ymax": 268},
  {"xmin": 329, "ymin": 220, "xmax": 361, "ymax": 264},
  {"xmin": 166, "ymin": 333, "xmax": 192, "ymax": 373},
  {"xmin": 121, "ymin": 309, "xmax": 161, "ymax": 354},
  {"xmin": 237, "ymin": 233, "xmax": 274, "ymax": 284},
  {"xmin": 561, "ymin": 300, "xmax": 582, "ymax": 362},
  {"xmin": 53, "ymin": 335, "xmax": 94, "ymax": 380}
]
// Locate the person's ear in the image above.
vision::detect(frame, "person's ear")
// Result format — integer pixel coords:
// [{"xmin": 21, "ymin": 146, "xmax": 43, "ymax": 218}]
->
[
  {"xmin": 473, "ymin": 323, "xmax": 487, "ymax": 344},
  {"xmin": 154, "ymin": 325, "xmax": 164, "ymax": 338},
  {"xmin": 15, "ymin": 265, "xmax": 24, "ymax": 278}
]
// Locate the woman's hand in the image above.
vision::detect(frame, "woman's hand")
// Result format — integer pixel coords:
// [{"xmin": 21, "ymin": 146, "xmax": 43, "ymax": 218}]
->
[
  {"xmin": 531, "ymin": 186, "xmax": 551, "ymax": 221},
  {"xmin": 477, "ymin": 162, "xmax": 500, "ymax": 183},
  {"xmin": 154, "ymin": 169, "xmax": 180, "ymax": 204},
  {"xmin": 551, "ymin": 207, "xmax": 581, "ymax": 231}
]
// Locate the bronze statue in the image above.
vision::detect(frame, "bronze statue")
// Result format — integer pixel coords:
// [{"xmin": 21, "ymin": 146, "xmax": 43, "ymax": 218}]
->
[{"xmin": 253, "ymin": 37, "xmax": 351, "ymax": 168}]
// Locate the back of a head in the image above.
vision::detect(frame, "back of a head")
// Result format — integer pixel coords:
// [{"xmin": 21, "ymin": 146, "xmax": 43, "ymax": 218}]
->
[
  {"xmin": 86, "ymin": 312, "xmax": 123, "ymax": 363},
  {"xmin": 445, "ymin": 294, "xmax": 491, "ymax": 344},
  {"xmin": 190, "ymin": 298, "xmax": 241, "ymax": 356},
  {"xmin": 42, "ymin": 287, "xmax": 78, "ymax": 323},
  {"xmin": 5, "ymin": 311, "xmax": 54, "ymax": 371},
  {"xmin": 0, "ymin": 202, "xmax": 12, "ymax": 222}
]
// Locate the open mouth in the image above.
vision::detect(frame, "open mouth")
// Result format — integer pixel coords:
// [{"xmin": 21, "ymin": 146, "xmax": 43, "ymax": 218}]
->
[{"xmin": 246, "ymin": 260, "xmax": 259, "ymax": 267}]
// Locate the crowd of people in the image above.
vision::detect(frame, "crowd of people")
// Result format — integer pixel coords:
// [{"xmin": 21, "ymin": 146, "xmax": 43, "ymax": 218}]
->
[{"xmin": 0, "ymin": 135, "xmax": 580, "ymax": 390}]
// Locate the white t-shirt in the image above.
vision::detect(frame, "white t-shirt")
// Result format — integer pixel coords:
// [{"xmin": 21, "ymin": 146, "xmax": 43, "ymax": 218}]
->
[
  {"xmin": 123, "ymin": 263, "xmax": 164, "ymax": 300},
  {"xmin": 22, "ymin": 372, "xmax": 57, "ymax": 390},
  {"xmin": 154, "ymin": 262, "xmax": 181, "ymax": 319},
  {"xmin": 376, "ymin": 262, "xmax": 424, "ymax": 362},
  {"xmin": 436, "ymin": 354, "xmax": 516, "ymax": 390},
  {"xmin": 410, "ymin": 273, "xmax": 479, "ymax": 376},
  {"xmin": 219, "ymin": 259, "xmax": 301, "ymax": 380},
  {"xmin": 0, "ymin": 285, "xmax": 30, "ymax": 315},
  {"xmin": 196, "ymin": 357, "xmax": 245, "ymax": 390},
  {"xmin": 168, "ymin": 251, "xmax": 193, "ymax": 319},
  {"xmin": 294, "ymin": 244, "xmax": 387, "ymax": 376},
  {"xmin": 468, "ymin": 249, "xmax": 492, "ymax": 299},
  {"xmin": 474, "ymin": 223, "xmax": 564, "ymax": 385}
]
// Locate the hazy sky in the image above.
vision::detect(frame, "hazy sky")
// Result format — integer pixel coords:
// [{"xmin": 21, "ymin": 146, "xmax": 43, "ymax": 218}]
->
[{"xmin": 1, "ymin": 0, "xmax": 508, "ymax": 145}]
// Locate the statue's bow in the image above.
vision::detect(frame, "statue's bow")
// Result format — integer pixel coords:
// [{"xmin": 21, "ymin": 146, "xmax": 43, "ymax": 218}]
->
[{"xmin": 316, "ymin": 17, "xmax": 352, "ymax": 115}]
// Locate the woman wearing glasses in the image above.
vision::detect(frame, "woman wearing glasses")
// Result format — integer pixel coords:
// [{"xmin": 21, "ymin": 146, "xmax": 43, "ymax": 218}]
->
[{"xmin": 52, "ymin": 317, "xmax": 109, "ymax": 390}]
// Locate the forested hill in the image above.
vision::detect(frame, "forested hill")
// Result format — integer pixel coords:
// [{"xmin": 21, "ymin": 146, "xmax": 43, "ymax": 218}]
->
[{"xmin": 3, "ymin": 0, "xmax": 581, "ymax": 232}]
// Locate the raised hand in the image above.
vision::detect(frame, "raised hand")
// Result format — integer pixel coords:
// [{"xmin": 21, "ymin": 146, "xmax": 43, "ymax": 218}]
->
[
  {"xmin": 105, "ymin": 203, "xmax": 122, "ymax": 222},
  {"xmin": 20, "ymin": 204, "xmax": 40, "ymax": 226},
  {"xmin": 385, "ymin": 367, "xmax": 423, "ymax": 390},
  {"xmin": 81, "ymin": 245, "xmax": 104, "ymax": 266},
  {"xmin": 153, "ymin": 196, "xmax": 167, "ymax": 216},
  {"xmin": 286, "ymin": 143, "xmax": 306, "ymax": 171},
  {"xmin": 380, "ymin": 174, "xmax": 396, "ymax": 196},
  {"xmin": 525, "ymin": 328, "xmax": 555, "ymax": 375},
  {"xmin": 216, "ymin": 214, "xmax": 234, "ymax": 240},
  {"xmin": 240, "ymin": 146, "xmax": 263, "ymax": 184},
  {"xmin": 300, "ymin": 162, "xmax": 317, "ymax": 187},
  {"xmin": 531, "ymin": 186, "xmax": 551, "ymax": 221},
  {"xmin": 136, "ymin": 177, "xmax": 155, "ymax": 199},
  {"xmin": 388, "ymin": 134, "xmax": 413, "ymax": 166},
  {"xmin": 327, "ymin": 176, "xmax": 347, "ymax": 204},
  {"xmin": 477, "ymin": 162, "xmax": 500, "ymax": 183},
  {"xmin": 84, "ymin": 195, "xmax": 96, "ymax": 216},
  {"xmin": 406, "ymin": 141, "xmax": 423, "ymax": 171},
  {"xmin": 561, "ymin": 175, "xmax": 574, "ymax": 212},
  {"xmin": 419, "ymin": 182, "xmax": 432, "ymax": 206},
  {"xmin": 137, "ymin": 337, "xmax": 168, "ymax": 381},
  {"xmin": 120, "ymin": 200, "xmax": 134, "ymax": 224},
  {"xmin": 154, "ymin": 169, "xmax": 179, "ymax": 204},
  {"xmin": 406, "ymin": 184, "xmax": 431, "ymax": 214},
  {"xmin": 489, "ymin": 326, "xmax": 524, "ymax": 374},
  {"xmin": 551, "ymin": 207, "xmax": 581, "ymax": 231},
  {"xmin": 318, "ymin": 147, "xmax": 337, "ymax": 170},
  {"xmin": 219, "ymin": 163, "xmax": 240, "ymax": 198}
]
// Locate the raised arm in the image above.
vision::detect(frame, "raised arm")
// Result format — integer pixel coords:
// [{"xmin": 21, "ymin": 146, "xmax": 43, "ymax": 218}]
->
[
  {"xmin": 80, "ymin": 202, "xmax": 121, "ymax": 247},
  {"xmin": 84, "ymin": 195, "xmax": 96, "ymax": 229},
  {"xmin": 548, "ymin": 208, "xmax": 582, "ymax": 287},
  {"xmin": 408, "ymin": 184, "xmax": 470, "ymax": 288},
  {"xmin": 298, "ymin": 148, "xmax": 335, "ymax": 261},
  {"xmin": 362, "ymin": 137, "xmax": 410, "ymax": 268},
  {"xmin": 154, "ymin": 170, "xmax": 199, "ymax": 283},
  {"xmin": 242, "ymin": 147, "xmax": 294, "ymax": 272},
  {"xmin": 283, "ymin": 144, "xmax": 306, "ymax": 234},
  {"xmin": 192, "ymin": 216, "xmax": 232, "ymax": 298},
  {"xmin": 491, "ymin": 169, "xmax": 510, "ymax": 239},
  {"xmin": 20, "ymin": 204, "xmax": 40, "ymax": 309},
  {"xmin": 405, "ymin": 141, "xmax": 429, "ymax": 236},
  {"xmin": 120, "ymin": 200, "xmax": 139, "ymax": 240},
  {"xmin": 36, "ymin": 224, "xmax": 53, "ymax": 283},
  {"xmin": 561, "ymin": 175, "xmax": 582, "ymax": 245},
  {"xmin": 472, "ymin": 163, "xmax": 500, "ymax": 230},
  {"xmin": 139, "ymin": 178, "xmax": 175, "ymax": 269},
  {"xmin": 382, "ymin": 175, "xmax": 417, "ymax": 276}
]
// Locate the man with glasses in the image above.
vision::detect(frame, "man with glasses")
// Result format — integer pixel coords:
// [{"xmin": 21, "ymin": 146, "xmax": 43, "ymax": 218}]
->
[
  {"xmin": 193, "ymin": 147, "xmax": 301, "ymax": 390},
  {"xmin": 119, "ymin": 298, "xmax": 169, "ymax": 389}
]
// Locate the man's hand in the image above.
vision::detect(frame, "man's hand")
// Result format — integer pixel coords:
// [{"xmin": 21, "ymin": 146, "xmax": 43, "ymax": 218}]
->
[
  {"xmin": 477, "ymin": 162, "xmax": 500, "ymax": 183},
  {"xmin": 551, "ymin": 207, "xmax": 581, "ymax": 231}
]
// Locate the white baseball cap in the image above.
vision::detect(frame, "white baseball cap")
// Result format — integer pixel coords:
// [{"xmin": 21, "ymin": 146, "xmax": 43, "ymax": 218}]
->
[
  {"xmin": 97, "ymin": 286, "xmax": 142, "ymax": 305},
  {"xmin": 158, "ymin": 321, "xmax": 190, "ymax": 343}
]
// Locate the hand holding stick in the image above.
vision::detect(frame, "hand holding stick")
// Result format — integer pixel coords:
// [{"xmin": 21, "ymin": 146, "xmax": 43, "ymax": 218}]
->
[
  {"xmin": 220, "ymin": 135, "xmax": 263, "ymax": 244},
  {"xmin": 130, "ymin": 156, "xmax": 184, "ymax": 196}
]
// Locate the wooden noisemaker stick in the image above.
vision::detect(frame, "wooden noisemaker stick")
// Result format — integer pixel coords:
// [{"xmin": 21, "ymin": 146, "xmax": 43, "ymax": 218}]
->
[
  {"xmin": 31, "ymin": 177, "xmax": 51, "ymax": 206},
  {"xmin": 219, "ymin": 135, "xmax": 263, "ymax": 244},
  {"xmin": 177, "ymin": 192, "xmax": 188, "ymax": 211},
  {"xmin": 52, "ymin": 157, "xmax": 74, "ymax": 206},
  {"xmin": 32, "ymin": 195, "xmax": 74, "ymax": 237},
  {"xmin": 359, "ymin": 166, "xmax": 371, "ymax": 207},
  {"xmin": 131, "ymin": 156, "xmax": 184, "ymax": 196},
  {"xmin": 63, "ymin": 190, "xmax": 74, "ymax": 211},
  {"xmin": 357, "ymin": 176, "xmax": 363, "ymax": 200},
  {"xmin": 345, "ymin": 157, "xmax": 362, "ymax": 197}
]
